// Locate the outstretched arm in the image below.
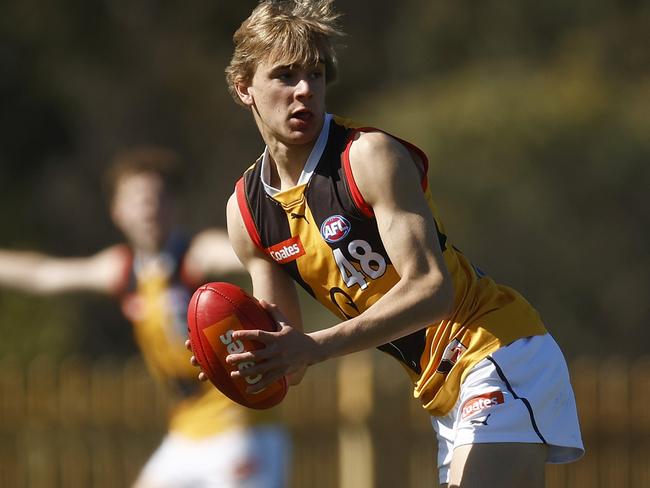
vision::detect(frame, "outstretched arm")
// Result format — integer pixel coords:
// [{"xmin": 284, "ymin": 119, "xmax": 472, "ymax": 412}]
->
[
  {"xmin": 0, "ymin": 246, "xmax": 128, "ymax": 294},
  {"xmin": 183, "ymin": 228, "xmax": 245, "ymax": 280}
]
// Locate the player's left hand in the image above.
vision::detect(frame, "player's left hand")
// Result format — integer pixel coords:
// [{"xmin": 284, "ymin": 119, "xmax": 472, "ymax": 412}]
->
[
  {"xmin": 185, "ymin": 339, "xmax": 209, "ymax": 382},
  {"xmin": 225, "ymin": 300, "xmax": 319, "ymax": 393}
]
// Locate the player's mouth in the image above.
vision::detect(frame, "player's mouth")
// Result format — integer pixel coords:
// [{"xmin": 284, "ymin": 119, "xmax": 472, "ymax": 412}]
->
[{"xmin": 289, "ymin": 109, "xmax": 313, "ymax": 126}]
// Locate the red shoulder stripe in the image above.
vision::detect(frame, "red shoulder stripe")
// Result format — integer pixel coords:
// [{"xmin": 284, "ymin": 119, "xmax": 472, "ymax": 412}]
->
[
  {"xmin": 235, "ymin": 176, "xmax": 264, "ymax": 251},
  {"xmin": 342, "ymin": 130, "xmax": 375, "ymax": 218},
  {"xmin": 341, "ymin": 128, "xmax": 430, "ymax": 218},
  {"xmin": 108, "ymin": 243, "xmax": 133, "ymax": 296}
]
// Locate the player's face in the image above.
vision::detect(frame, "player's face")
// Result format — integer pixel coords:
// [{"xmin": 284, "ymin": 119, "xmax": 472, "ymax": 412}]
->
[
  {"xmin": 111, "ymin": 172, "xmax": 171, "ymax": 251},
  {"xmin": 238, "ymin": 58, "xmax": 326, "ymax": 148}
]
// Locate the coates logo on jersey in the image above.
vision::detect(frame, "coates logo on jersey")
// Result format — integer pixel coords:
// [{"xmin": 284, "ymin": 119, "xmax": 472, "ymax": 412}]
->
[
  {"xmin": 321, "ymin": 215, "xmax": 351, "ymax": 243},
  {"xmin": 267, "ymin": 236, "xmax": 306, "ymax": 264}
]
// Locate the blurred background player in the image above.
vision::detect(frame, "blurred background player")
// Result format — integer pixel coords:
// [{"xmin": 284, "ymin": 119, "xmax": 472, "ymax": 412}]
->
[{"xmin": 0, "ymin": 146, "xmax": 289, "ymax": 487}]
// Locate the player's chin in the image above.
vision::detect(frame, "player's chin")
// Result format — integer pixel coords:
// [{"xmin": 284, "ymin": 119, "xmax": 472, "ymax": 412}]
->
[
  {"xmin": 286, "ymin": 121, "xmax": 321, "ymax": 143},
  {"xmin": 285, "ymin": 132, "xmax": 318, "ymax": 147}
]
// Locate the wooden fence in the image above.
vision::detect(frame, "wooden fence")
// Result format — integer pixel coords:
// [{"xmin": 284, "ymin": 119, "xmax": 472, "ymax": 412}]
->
[{"xmin": 0, "ymin": 353, "xmax": 648, "ymax": 487}]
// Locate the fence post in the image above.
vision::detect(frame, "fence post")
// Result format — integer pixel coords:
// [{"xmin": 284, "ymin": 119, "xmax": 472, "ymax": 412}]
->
[
  {"xmin": 58, "ymin": 356, "xmax": 90, "ymax": 428},
  {"xmin": 281, "ymin": 360, "xmax": 338, "ymax": 488},
  {"xmin": 338, "ymin": 351, "xmax": 374, "ymax": 488},
  {"xmin": 630, "ymin": 356, "xmax": 650, "ymax": 488}
]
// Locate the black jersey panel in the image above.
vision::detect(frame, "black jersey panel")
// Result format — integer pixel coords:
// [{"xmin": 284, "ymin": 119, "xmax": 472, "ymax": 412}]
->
[
  {"xmin": 243, "ymin": 163, "xmax": 315, "ymax": 297},
  {"xmin": 306, "ymin": 123, "xmax": 393, "ymax": 267},
  {"xmin": 377, "ymin": 331, "xmax": 426, "ymax": 375}
]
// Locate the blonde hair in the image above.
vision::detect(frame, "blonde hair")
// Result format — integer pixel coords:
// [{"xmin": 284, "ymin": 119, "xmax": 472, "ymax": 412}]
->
[{"xmin": 225, "ymin": 0, "xmax": 344, "ymax": 106}]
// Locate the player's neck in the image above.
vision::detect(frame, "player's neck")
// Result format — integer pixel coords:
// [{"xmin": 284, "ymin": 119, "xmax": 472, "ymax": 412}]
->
[
  {"xmin": 129, "ymin": 229, "xmax": 170, "ymax": 257},
  {"xmin": 131, "ymin": 243, "xmax": 161, "ymax": 260},
  {"xmin": 266, "ymin": 141, "xmax": 314, "ymax": 190}
]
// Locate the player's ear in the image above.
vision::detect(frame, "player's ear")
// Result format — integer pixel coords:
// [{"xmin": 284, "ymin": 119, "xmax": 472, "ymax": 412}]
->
[{"xmin": 235, "ymin": 78, "xmax": 254, "ymax": 107}]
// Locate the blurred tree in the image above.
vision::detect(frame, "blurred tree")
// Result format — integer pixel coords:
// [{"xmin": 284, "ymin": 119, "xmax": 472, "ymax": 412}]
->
[{"xmin": 0, "ymin": 0, "xmax": 647, "ymax": 359}]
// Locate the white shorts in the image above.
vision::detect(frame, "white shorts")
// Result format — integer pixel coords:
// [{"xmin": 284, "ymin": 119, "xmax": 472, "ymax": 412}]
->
[
  {"xmin": 134, "ymin": 425, "xmax": 289, "ymax": 488},
  {"xmin": 431, "ymin": 333, "xmax": 584, "ymax": 485}
]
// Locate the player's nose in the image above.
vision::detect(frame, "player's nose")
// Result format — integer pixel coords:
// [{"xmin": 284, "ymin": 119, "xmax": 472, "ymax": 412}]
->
[{"xmin": 294, "ymin": 77, "xmax": 313, "ymax": 98}]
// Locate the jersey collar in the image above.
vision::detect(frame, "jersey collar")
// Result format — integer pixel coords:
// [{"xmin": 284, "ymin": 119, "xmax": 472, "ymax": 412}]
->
[{"xmin": 261, "ymin": 113, "xmax": 333, "ymax": 197}]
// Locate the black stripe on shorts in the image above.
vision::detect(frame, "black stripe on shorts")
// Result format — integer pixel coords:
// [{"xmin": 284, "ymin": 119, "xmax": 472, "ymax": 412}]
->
[{"xmin": 486, "ymin": 356, "xmax": 548, "ymax": 444}]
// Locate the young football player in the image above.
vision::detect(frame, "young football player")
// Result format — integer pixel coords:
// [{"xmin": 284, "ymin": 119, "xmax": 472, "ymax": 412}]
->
[{"xmin": 191, "ymin": 1, "xmax": 584, "ymax": 486}]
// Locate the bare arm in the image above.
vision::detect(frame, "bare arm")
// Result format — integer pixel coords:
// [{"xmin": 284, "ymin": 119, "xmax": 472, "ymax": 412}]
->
[
  {"xmin": 0, "ymin": 246, "xmax": 128, "ymax": 294},
  {"xmin": 225, "ymin": 194, "xmax": 303, "ymax": 330},
  {"xmin": 226, "ymin": 132, "xmax": 453, "ymax": 392},
  {"xmin": 311, "ymin": 131, "xmax": 453, "ymax": 357},
  {"xmin": 224, "ymin": 194, "xmax": 309, "ymax": 387},
  {"xmin": 183, "ymin": 228, "xmax": 245, "ymax": 280}
]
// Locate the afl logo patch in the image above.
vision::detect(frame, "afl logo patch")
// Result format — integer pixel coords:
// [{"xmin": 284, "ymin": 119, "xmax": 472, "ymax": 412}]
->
[{"xmin": 321, "ymin": 215, "xmax": 351, "ymax": 243}]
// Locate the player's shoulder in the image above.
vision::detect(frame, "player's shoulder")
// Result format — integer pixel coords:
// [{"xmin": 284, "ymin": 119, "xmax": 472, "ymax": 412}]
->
[
  {"xmin": 97, "ymin": 242, "xmax": 131, "ymax": 265},
  {"xmin": 90, "ymin": 243, "xmax": 132, "ymax": 294},
  {"xmin": 348, "ymin": 130, "xmax": 416, "ymax": 186},
  {"xmin": 226, "ymin": 189, "xmax": 260, "ymax": 258},
  {"xmin": 349, "ymin": 130, "xmax": 400, "ymax": 160},
  {"xmin": 226, "ymin": 190, "xmax": 241, "ymax": 222}
]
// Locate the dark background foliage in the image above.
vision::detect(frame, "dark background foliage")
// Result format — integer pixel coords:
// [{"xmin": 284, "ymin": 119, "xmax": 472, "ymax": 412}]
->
[{"xmin": 1, "ymin": 0, "xmax": 648, "ymax": 360}]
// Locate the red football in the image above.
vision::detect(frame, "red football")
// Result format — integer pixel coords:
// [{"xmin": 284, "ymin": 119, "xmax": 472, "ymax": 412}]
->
[{"xmin": 187, "ymin": 282, "xmax": 287, "ymax": 409}]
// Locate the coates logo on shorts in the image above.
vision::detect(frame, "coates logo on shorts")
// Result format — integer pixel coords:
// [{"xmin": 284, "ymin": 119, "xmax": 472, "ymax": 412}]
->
[
  {"xmin": 321, "ymin": 215, "xmax": 351, "ymax": 243},
  {"xmin": 461, "ymin": 391, "xmax": 505, "ymax": 420},
  {"xmin": 267, "ymin": 236, "xmax": 306, "ymax": 264}
]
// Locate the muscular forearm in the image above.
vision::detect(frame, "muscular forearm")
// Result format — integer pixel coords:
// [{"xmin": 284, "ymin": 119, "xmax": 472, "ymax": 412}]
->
[
  {"xmin": 311, "ymin": 274, "xmax": 453, "ymax": 363},
  {"xmin": 225, "ymin": 272, "xmax": 453, "ymax": 394}
]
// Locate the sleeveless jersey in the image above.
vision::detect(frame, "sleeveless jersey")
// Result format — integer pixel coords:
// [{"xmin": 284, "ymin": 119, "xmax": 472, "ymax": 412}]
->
[
  {"xmin": 235, "ymin": 115, "xmax": 547, "ymax": 416},
  {"xmin": 114, "ymin": 234, "xmax": 275, "ymax": 438}
]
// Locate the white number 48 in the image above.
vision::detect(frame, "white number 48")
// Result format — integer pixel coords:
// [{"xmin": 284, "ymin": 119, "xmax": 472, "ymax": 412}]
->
[{"xmin": 333, "ymin": 239, "xmax": 386, "ymax": 290}]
